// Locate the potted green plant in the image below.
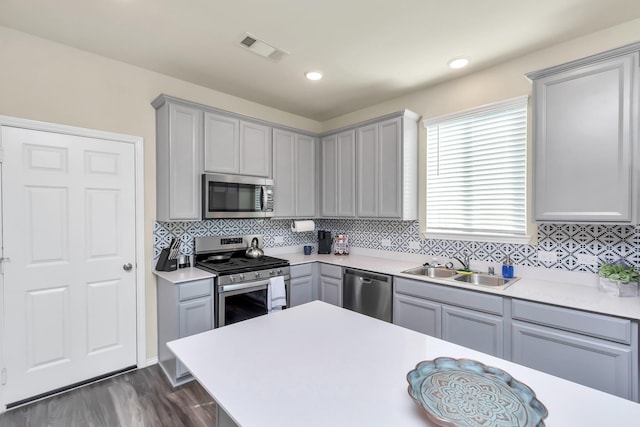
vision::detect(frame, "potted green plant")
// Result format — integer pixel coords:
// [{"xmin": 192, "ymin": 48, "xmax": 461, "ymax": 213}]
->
[{"xmin": 597, "ymin": 259, "xmax": 639, "ymax": 297}]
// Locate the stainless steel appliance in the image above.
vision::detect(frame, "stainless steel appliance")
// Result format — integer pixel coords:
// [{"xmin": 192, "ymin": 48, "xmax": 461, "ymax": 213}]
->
[
  {"xmin": 195, "ymin": 234, "xmax": 290, "ymax": 327},
  {"xmin": 343, "ymin": 268, "xmax": 392, "ymax": 322},
  {"xmin": 202, "ymin": 174, "xmax": 274, "ymax": 219}
]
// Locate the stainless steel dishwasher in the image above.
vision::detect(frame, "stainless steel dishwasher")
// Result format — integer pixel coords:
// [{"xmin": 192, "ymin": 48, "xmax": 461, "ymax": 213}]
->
[{"xmin": 343, "ymin": 268, "xmax": 392, "ymax": 322}]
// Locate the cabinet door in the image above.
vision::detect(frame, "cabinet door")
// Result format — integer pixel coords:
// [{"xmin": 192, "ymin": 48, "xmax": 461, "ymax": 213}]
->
[
  {"xmin": 377, "ymin": 118, "xmax": 401, "ymax": 218},
  {"xmin": 337, "ymin": 131, "xmax": 356, "ymax": 217},
  {"xmin": 177, "ymin": 297, "xmax": 213, "ymax": 377},
  {"xmin": 393, "ymin": 293, "xmax": 441, "ymax": 337},
  {"xmin": 512, "ymin": 321, "xmax": 634, "ymax": 400},
  {"xmin": 295, "ymin": 134, "xmax": 317, "ymax": 217},
  {"xmin": 204, "ymin": 112, "xmax": 239, "ymax": 174},
  {"xmin": 273, "ymin": 129, "xmax": 296, "ymax": 217},
  {"xmin": 320, "ymin": 276, "xmax": 342, "ymax": 306},
  {"xmin": 321, "ymin": 134, "xmax": 338, "ymax": 217},
  {"xmin": 290, "ymin": 276, "xmax": 314, "ymax": 307},
  {"xmin": 357, "ymin": 124, "xmax": 378, "ymax": 217},
  {"xmin": 533, "ymin": 52, "xmax": 637, "ymax": 222},
  {"xmin": 167, "ymin": 103, "xmax": 202, "ymax": 220},
  {"xmin": 442, "ymin": 305, "xmax": 504, "ymax": 357},
  {"xmin": 240, "ymin": 121, "xmax": 271, "ymax": 177}
]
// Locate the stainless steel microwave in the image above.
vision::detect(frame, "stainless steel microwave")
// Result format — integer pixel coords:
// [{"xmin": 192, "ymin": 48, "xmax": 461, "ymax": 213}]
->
[{"xmin": 202, "ymin": 174, "xmax": 274, "ymax": 219}]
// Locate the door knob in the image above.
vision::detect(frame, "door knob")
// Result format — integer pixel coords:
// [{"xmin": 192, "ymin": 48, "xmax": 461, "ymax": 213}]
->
[{"xmin": 123, "ymin": 263, "xmax": 133, "ymax": 271}]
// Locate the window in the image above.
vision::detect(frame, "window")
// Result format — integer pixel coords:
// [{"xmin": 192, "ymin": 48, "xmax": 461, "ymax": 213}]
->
[{"xmin": 423, "ymin": 96, "xmax": 528, "ymax": 242}]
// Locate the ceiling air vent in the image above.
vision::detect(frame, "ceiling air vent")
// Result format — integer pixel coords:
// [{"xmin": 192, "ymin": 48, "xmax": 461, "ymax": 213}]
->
[{"xmin": 237, "ymin": 32, "xmax": 289, "ymax": 62}]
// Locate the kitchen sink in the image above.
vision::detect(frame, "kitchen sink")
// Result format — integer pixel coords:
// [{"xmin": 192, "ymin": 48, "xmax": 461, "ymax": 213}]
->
[
  {"xmin": 400, "ymin": 267, "xmax": 519, "ymax": 290},
  {"xmin": 401, "ymin": 266, "xmax": 458, "ymax": 278},
  {"xmin": 454, "ymin": 273, "xmax": 517, "ymax": 288}
]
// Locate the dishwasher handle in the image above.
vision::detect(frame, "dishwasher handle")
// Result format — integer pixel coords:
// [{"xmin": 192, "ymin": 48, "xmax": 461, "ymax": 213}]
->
[{"xmin": 344, "ymin": 268, "xmax": 391, "ymax": 284}]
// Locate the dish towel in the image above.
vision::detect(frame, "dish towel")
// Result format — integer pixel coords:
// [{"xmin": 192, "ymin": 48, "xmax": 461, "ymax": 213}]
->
[{"xmin": 268, "ymin": 276, "xmax": 287, "ymax": 313}]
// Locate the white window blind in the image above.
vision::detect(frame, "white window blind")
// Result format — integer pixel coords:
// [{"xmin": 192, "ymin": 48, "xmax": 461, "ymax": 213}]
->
[{"xmin": 424, "ymin": 97, "xmax": 527, "ymax": 239}]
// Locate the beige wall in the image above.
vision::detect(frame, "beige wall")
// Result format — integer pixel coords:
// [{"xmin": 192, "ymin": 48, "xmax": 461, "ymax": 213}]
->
[
  {"xmin": 0, "ymin": 25, "xmax": 321, "ymax": 361},
  {"xmin": 0, "ymin": 18, "xmax": 639, "ymax": 362},
  {"xmin": 322, "ymin": 18, "xmax": 640, "ymax": 131}
]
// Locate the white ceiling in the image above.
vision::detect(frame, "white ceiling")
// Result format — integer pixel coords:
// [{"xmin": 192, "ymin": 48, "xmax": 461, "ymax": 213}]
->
[{"xmin": 1, "ymin": 0, "xmax": 639, "ymax": 121}]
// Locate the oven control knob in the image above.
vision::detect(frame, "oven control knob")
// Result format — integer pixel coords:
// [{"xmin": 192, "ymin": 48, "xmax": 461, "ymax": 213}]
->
[
  {"xmin": 229, "ymin": 275, "xmax": 236, "ymax": 283},
  {"xmin": 277, "ymin": 269, "xmax": 282, "ymax": 275},
  {"xmin": 269, "ymin": 270, "xmax": 275, "ymax": 276},
  {"xmin": 255, "ymin": 272, "xmax": 261, "ymax": 278},
  {"xmin": 239, "ymin": 274, "xmax": 245, "ymax": 280}
]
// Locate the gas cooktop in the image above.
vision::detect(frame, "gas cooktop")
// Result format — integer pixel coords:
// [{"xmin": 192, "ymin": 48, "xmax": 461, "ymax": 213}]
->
[
  {"xmin": 196, "ymin": 254, "xmax": 289, "ymax": 275},
  {"xmin": 194, "ymin": 234, "xmax": 289, "ymax": 276}
]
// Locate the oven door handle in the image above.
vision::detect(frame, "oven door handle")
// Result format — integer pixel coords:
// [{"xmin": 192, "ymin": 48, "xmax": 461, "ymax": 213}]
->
[{"xmin": 219, "ymin": 279, "xmax": 273, "ymax": 293}]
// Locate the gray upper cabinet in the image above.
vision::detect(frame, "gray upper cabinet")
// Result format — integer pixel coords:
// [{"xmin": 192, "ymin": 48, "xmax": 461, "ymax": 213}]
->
[
  {"xmin": 272, "ymin": 128, "xmax": 317, "ymax": 217},
  {"xmin": 355, "ymin": 111, "xmax": 419, "ymax": 220},
  {"xmin": 321, "ymin": 130, "xmax": 356, "ymax": 217},
  {"xmin": 528, "ymin": 43, "xmax": 640, "ymax": 223},
  {"xmin": 203, "ymin": 112, "xmax": 239, "ymax": 174},
  {"xmin": 204, "ymin": 112, "xmax": 271, "ymax": 177},
  {"xmin": 153, "ymin": 97, "xmax": 203, "ymax": 221}
]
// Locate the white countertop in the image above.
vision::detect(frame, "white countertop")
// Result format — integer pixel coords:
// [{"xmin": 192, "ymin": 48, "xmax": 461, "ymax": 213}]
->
[
  {"xmin": 278, "ymin": 251, "xmax": 640, "ymax": 321},
  {"xmin": 153, "ymin": 267, "xmax": 215, "ymax": 283},
  {"xmin": 168, "ymin": 301, "xmax": 640, "ymax": 427}
]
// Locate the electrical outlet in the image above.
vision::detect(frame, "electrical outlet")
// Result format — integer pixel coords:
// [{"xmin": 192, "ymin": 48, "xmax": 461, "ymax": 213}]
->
[
  {"xmin": 408, "ymin": 241, "xmax": 421, "ymax": 250},
  {"xmin": 381, "ymin": 239, "xmax": 391, "ymax": 247},
  {"xmin": 538, "ymin": 250, "xmax": 558, "ymax": 263},
  {"xmin": 274, "ymin": 236, "xmax": 284, "ymax": 244},
  {"xmin": 576, "ymin": 254, "xmax": 598, "ymax": 266}
]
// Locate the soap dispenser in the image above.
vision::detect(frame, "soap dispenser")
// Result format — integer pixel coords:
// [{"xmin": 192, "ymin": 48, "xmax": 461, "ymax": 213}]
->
[{"xmin": 502, "ymin": 254, "xmax": 514, "ymax": 279}]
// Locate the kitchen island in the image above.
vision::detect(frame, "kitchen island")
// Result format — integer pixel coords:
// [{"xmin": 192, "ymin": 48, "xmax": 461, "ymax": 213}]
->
[{"xmin": 168, "ymin": 301, "xmax": 640, "ymax": 426}]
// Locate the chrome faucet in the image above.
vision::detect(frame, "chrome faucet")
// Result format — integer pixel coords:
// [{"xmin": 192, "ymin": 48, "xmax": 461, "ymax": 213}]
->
[
  {"xmin": 452, "ymin": 253, "xmax": 470, "ymax": 271},
  {"xmin": 488, "ymin": 266, "xmax": 495, "ymax": 276}
]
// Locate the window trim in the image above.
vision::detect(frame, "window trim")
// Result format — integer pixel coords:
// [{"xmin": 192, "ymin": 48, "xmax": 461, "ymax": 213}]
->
[{"xmin": 420, "ymin": 96, "xmax": 533, "ymax": 245}]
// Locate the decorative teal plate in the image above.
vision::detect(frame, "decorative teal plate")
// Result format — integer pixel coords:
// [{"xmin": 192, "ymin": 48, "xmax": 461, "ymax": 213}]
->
[{"xmin": 407, "ymin": 357, "xmax": 548, "ymax": 427}]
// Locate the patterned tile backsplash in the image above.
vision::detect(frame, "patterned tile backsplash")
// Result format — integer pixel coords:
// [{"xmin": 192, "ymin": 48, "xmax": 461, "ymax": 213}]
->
[{"xmin": 154, "ymin": 219, "xmax": 640, "ymax": 273}]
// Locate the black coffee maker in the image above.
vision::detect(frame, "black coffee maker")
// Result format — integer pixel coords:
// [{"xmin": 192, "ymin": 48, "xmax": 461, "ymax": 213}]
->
[{"xmin": 317, "ymin": 230, "xmax": 332, "ymax": 254}]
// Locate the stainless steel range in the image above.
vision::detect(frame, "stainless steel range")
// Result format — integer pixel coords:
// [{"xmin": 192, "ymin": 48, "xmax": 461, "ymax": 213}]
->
[{"xmin": 194, "ymin": 234, "xmax": 290, "ymax": 327}]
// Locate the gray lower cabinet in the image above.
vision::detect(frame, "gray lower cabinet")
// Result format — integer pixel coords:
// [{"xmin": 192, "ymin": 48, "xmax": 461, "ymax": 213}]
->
[
  {"xmin": 153, "ymin": 97, "xmax": 203, "ymax": 221},
  {"xmin": 290, "ymin": 263, "xmax": 316, "ymax": 307},
  {"xmin": 442, "ymin": 305, "xmax": 504, "ymax": 358},
  {"xmin": 272, "ymin": 128, "xmax": 317, "ymax": 217},
  {"xmin": 319, "ymin": 263, "xmax": 342, "ymax": 306},
  {"xmin": 511, "ymin": 299, "xmax": 638, "ymax": 401},
  {"xmin": 528, "ymin": 43, "xmax": 640, "ymax": 222},
  {"xmin": 393, "ymin": 277, "xmax": 505, "ymax": 357},
  {"xmin": 157, "ymin": 276, "xmax": 214, "ymax": 386},
  {"xmin": 321, "ymin": 130, "xmax": 356, "ymax": 217}
]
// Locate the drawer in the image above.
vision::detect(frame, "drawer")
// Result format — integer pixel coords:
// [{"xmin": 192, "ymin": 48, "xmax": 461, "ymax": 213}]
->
[
  {"xmin": 178, "ymin": 279, "xmax": 212, "ymax": 302},
  {"xmin": 291, "ymin": 263, "xmax": 313, "ymax": 278},
  {"xmin": 394, "ymin": 277, "xmax": 504, "ymax": 316},
  {"xmin": 512, "ymin": 299, "xmax": 632, "ymax": 344},
  {"xmin": 320, "ymin": 263, "xmax": 342, "ymax": 279}
]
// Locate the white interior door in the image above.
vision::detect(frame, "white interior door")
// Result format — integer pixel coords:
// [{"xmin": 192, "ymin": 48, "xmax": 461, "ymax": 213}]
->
[{"xmin": 1, "ymin": 125, "xmax": 137, "ymax": 405}]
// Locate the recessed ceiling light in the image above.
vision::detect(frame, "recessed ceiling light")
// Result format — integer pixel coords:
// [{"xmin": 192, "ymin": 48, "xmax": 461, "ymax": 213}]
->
[
  {"xmin": 305, "ymin": 71, "xmax": 323, "ymax": 81},
  {"xmin": 448, "ymin": 57, "xmax": 470, "ymax": 69}
]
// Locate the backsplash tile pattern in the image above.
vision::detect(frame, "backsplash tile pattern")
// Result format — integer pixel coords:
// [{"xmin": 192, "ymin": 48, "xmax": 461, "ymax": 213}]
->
[{"xmin": 154, "ymin": 220, "xmax": 640, "ymax": 273}]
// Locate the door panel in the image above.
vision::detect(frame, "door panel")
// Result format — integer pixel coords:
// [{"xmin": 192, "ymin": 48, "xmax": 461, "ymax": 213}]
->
[{"xmin": 2, "ymin": 125, "xmax": 137, "ymax": 405}]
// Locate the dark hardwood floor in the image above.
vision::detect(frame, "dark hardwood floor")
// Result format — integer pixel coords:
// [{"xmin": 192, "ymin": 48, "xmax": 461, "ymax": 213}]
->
[{"xmin": 0, "ymin": 364, "xmax": 217, "ymax": 427}]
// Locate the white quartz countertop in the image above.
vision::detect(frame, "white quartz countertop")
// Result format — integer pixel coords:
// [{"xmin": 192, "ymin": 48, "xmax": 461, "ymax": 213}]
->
[
  {"xmin": 279, "ymin": 252, "xmax": 640, "ymax": 320},
  {"xmin": 153, "ymin": 267, "xmax": 215, "ymax": 283},
  {"xmin": 168, "ymin": 301, "xmax": 640, "ymax": 427}
]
